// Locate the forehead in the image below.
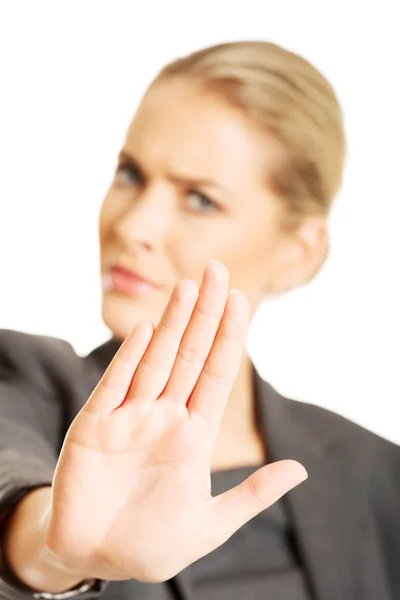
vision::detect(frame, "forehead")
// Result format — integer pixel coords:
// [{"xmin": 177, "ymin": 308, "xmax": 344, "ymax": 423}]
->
[{"xmin": 124, "ymin": 78, "xmax": 277, "ymax": 188}]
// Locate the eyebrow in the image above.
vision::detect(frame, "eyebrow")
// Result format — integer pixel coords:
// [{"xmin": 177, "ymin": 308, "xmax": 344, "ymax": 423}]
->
[
  {"xmin": 118, "ymin": 150, "xmax": 232, "ymax": 196},
  {"xmin": 118, "ymin": 151, "xmax": 146, "ymax": 180}
]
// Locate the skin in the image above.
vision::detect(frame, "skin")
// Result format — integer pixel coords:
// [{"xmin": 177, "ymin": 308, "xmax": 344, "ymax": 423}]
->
[
  {"xmin": 99, "ymin": 76, "xmax": 327, "ymax": 469},
  {"xmin": 3, "ymin": 76, "xmax": 326, "ymax": 593},
  {"xmin": 100, "ymin": 77, "xmax": 326, "ymax": 338}
]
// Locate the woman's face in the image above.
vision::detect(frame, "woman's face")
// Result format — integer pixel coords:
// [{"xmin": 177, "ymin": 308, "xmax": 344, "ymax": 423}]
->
[{"xmin": 99, "ymin": 78, "xmax": 323, "ymax": 340}]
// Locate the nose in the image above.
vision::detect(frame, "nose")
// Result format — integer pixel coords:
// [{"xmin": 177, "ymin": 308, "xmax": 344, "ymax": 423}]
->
[{"xmin": 114, "ymin": 185, "xmax": 170, "ymax": 254}]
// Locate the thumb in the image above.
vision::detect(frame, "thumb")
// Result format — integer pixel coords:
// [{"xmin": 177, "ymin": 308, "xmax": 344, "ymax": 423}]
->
[{"xmin": 203, "ymin": 460, "xmax": 307, "ymax": 553}]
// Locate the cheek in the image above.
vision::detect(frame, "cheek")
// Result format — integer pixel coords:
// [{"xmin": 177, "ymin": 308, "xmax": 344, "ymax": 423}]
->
[
  {"xmin": 209, "ymin": 220, "xmax": 280, "ymax": 294},
  {"xmin": 165, "ymin": 219, "xmax": 271, "ymax": 290},
  {"xmin": 98, "ymin": 205, "xmax": 107, "ymax": 241},
  {"xmin": 98, "ymin": 192, "xmax": 124, "ymax": 243},
  {"xmin": 166, "ymin": 230, "xmax": 215, "ymax": 285},
  {"xmin": 98, "ymin": 194, "xmax": 112, "ymax": 239}
]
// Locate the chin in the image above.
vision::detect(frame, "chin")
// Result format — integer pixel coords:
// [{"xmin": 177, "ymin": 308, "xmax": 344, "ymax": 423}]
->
[{"xmin": 101, "ymin": 291, "xmax": 160, "ymax": 340}]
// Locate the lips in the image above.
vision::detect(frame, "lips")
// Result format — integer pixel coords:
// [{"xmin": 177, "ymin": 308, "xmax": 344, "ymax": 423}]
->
[{"xmin": 105, "ymin": 265, "xmax": 160, "ymax": 297}]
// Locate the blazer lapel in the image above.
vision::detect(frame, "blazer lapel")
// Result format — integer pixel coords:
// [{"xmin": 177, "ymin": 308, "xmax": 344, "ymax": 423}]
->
[
  {"xmin": 254, "ymin": 371, "xmax": 391, "ymax": 600},
  {"xmin": 169, "ymin": 570, "xmax": 194, "ymax": 600}
]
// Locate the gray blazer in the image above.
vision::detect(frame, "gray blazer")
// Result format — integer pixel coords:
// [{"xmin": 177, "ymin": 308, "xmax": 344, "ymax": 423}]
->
[{"xmin": 0, "ymin": 329, "xmax": 399, "ymax": 600}]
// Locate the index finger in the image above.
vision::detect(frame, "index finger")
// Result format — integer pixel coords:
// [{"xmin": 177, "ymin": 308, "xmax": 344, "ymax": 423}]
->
[{"xmin": 84, "ymin": 321, "xmax": 154, "ymax": 415}]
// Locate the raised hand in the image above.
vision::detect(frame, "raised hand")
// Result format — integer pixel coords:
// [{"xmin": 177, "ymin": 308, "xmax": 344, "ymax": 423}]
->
[{"xmin": 46, "ymin": 262, "xmax": 307, "ymax": 583}]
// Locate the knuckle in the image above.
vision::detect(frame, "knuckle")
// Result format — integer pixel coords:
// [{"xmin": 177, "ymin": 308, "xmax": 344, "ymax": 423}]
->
[
  {"xmin": 159, "ymin": 322, "xmax": 181, "ymax": 336},
  {"xmin": 203, "ymin": 368, "xmax": 229, "ymax": 387},
  {"xmin": 142, "ymin": 354, "xmax": 170, "ymax": 373},
  {"xmin": 246, "ymin": 477, "xmax": 265, "ymax": 506},
  {"xmin": 194, "ymin": 305, "xmax": 221, "ymax": 320},
  {"xmin": 178, "ymin": 347, "xmax": 206, "ymax": 366},
  {"xmin": 114, "ymin": 353, "xmax": 131, "ymax": 368},
  {"xmin": 99, "ymin": 378, "xmax": 126, "ymax": 394}
]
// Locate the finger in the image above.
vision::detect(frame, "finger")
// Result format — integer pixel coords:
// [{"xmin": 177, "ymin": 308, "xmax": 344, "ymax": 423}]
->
[
  {"xmin": 162, "ymin": 262, "xmax": 229, "ymax": 405},
  {"xmin": 188, "ymin": 290, "xmax": 249, "ymax": 429},
  {"xmin": 84, "ymin": 320, "xmax": 154, "ymax": 415},
  {"xmin": 203, "ymin": 461, "xmax": 308, "ymax": 554},
  {"xmin": 125, "ymin": 279, "xmax": 199, "ymax": 404}
]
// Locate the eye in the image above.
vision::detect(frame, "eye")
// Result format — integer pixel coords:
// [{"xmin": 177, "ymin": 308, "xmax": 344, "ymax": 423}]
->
[
  {"xmin": 186, "ymin": 190, "xmax": 220, "ymax": 213},
  {"xmin": 114, "ymin": 163, "xmax": 143, "ymax": 188}
]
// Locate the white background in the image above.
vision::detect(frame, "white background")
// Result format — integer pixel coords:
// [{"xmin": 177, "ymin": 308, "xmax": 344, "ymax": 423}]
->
[{"xmin": 0, "ymin": 2, "xmax": 399, "ymax": 444}]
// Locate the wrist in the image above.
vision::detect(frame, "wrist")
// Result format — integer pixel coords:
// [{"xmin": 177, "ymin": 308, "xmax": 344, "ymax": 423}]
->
[{"xmin": 3, "ymin": 488, "xmax": 90, "ymax": 594}]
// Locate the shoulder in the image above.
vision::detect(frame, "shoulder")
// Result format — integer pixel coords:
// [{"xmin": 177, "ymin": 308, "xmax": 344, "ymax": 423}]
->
[
  {"xmin": 0, "ymin": 328, "xmax": 118, "ymax": 401},
  {"xmin": 258, "ymin": 375, "xmax": 399, "ymax": 475},
  {"xmin": 0, "ymin": 328, "xmax": 76, "ymax": 361},
  {"xmin": 277, "ymin": 394, "xmax": 400, "ymax": 506},
  {"xmin": 288, "ymin": 394, "xmax": 399, "ymax": 463},
  {"xmin": 289, "ymin": 395, "xmax": 400, "ymax": 593},
  {"xmin": 0, "ymin": 329, "xmax": 118, "ymax": 436},
  {"xmin": 0, "ymin": 328, "xmax": 80, "ymax": 387},
  {"xmin": 265, "ymin": 384, "xmax": 400, "ymax": 526}
]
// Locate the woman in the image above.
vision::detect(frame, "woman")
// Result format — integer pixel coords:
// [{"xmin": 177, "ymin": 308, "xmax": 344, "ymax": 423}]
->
[{"xmin": 0, "ymin": 41, "xmax": 398, "ymax": 600}]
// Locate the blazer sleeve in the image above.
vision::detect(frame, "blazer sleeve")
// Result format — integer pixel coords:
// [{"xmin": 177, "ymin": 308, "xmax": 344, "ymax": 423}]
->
[
  {"xmin": 369, "ymin": 434, "xmax": 400, "ymax": 599},
  {"xmin": 0, "ymin": 329, "xmax": 107, "ymax": 599},
  {"xmin": 0, "ymin": 329, "xmax": 65, "ymax": 514}
]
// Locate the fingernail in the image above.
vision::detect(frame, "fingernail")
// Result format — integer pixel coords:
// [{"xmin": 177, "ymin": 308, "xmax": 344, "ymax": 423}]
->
[
  {"xmin": 297, "ymin": 465, "xmax": 308, "ymax": 483},
  {"xmin": 207, "ymin": 260, "xmax": 224, "ymax": 270}
]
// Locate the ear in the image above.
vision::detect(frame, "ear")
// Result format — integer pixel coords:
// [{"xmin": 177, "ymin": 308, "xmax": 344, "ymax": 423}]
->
[{"xmin": 271, "ymin": 216, "xmax": 329, "ymax": 293}]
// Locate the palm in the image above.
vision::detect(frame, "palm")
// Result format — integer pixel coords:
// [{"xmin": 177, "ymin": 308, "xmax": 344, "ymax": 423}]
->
[{"xmin": 47, "ymin": 263, "xmax": 306, "ymax": 583}]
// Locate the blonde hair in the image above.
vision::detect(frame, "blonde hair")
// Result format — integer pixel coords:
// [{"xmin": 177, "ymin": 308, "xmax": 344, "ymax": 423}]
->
[{"xmin": 156, "ymin": 41, "xmax": 346, "ymax": 229}]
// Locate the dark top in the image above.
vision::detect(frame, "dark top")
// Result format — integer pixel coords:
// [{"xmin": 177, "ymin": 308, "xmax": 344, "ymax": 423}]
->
[
  {"xmin": 190, "ymin": 466, "xmax": 310, "ymax": 600},
  {"xmin": 0, "ymin": 329, "xmax": 399, "ymax": 600}
]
